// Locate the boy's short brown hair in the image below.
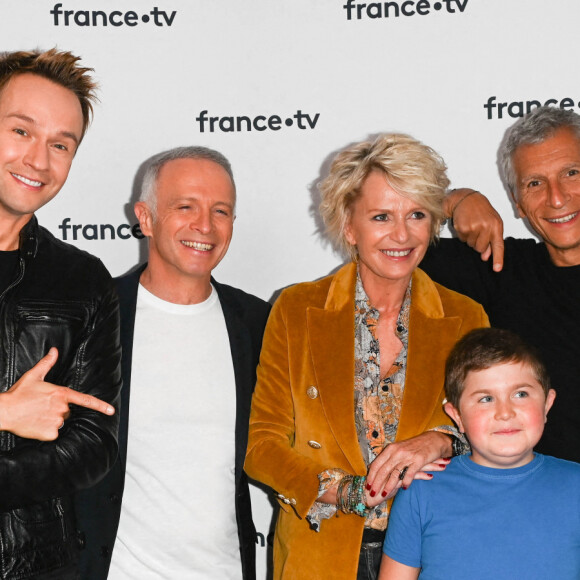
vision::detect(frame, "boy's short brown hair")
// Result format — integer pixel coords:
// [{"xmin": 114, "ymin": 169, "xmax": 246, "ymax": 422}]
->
[
  {"xmin": 445, "ymin": 328, "xmax": 551, "ymax": 408},
  {"xmin": 0, "ymin": 48, "xmax": 97, "ymax": 141}
]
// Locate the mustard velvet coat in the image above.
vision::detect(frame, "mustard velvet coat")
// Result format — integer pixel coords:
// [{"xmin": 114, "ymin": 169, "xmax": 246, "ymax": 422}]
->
[{"xmin": 245, "ymin": 263, "xmax": 489, "ymax": 579}]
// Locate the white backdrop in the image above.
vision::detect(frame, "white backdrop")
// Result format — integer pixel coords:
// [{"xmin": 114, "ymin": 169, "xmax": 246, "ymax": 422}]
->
[{"xmin": 2, "ymin": 1, "xmax": 578, "ymax": 576}]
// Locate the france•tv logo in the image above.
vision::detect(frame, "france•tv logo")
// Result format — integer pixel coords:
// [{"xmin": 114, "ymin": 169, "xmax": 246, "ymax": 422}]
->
[{"xmin": 50, "ymin": 4, "xmax": 177, "ymax": 27}]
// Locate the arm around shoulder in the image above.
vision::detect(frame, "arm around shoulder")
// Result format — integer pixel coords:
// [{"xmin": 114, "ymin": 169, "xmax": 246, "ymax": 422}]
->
[{"xmin": 444, "ymin": 188, "xmax": 505, "ymax": 271}]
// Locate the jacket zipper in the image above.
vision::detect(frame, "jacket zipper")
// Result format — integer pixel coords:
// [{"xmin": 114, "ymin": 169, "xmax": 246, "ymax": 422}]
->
[
  {"xmin": 55, "ymin": 498, "xmax": 67, "ymax": 540},
  {"xmin": 0, "ymin": 256, "xmax": 25, "ymax": 302}
]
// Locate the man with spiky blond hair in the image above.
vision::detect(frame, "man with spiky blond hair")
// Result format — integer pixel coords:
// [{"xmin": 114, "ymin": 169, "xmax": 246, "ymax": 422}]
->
[{"xmin": 0, "ymin": 48, "xmax": 121, "ymax": 579}]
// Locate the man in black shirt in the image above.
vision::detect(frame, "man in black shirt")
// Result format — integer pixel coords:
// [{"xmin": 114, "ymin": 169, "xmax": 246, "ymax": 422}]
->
[
  {"xmin": 0, "ymin": 49, "xmax": 121, "ymax": 578},
  {"xmin": 421, "ymin": 106, "xmax": 580, "ymax": 463}
]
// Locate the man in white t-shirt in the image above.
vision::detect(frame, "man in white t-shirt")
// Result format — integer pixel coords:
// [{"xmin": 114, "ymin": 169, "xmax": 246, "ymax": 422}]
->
[{"xmin": 75, "ymin": 147, "xmax": 271, "ymax": 580}]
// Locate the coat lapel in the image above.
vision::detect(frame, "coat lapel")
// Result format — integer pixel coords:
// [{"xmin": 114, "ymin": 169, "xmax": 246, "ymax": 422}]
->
[
  {"xmin": 213, "ymin": 280, "xmax": 252, "ymax": 485},
  {"xmin": 115, "ymin": 264, "xmax": 146, "ymax": 468},
  {"xmin": 307, "ymin": 263, "xmax": 366, "ymax": 473},
  {"xmin": 397, "ymin": 269, "xmax": 462, "ymax": 441},
  {"xmin": 305, "ymin": 265, "xmax": 464, "ymax": 466}
]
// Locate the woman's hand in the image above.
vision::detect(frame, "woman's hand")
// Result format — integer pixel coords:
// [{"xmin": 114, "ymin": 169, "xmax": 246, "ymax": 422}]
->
[
  {"xmin": 364, "ymin": 459, "xmax": 449, "ymax": 507},
  {"xmin": 364, "ymin": 431, "xmax": 453, "ymax": 505}
]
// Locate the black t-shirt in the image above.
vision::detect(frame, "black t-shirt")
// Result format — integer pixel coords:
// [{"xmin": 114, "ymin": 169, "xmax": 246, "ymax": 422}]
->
[
  {"xmin": 421, "ymin": 237, "xmax": 580, "ymax": 463},
  {"xmin": 0, "ymin": 250, "xmax": 19, "ymax": 296}
]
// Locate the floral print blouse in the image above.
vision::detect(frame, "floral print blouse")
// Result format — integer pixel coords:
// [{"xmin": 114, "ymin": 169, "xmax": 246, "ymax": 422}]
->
[{"xmin": 307, "ymin": 273, "xmax": 461, "ymax": 532}]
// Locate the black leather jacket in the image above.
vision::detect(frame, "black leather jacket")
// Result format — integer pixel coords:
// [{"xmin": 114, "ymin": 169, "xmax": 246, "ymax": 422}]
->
[{"xmin": 0, "ymin": 217, "xmax": 122, "ymax": 579}]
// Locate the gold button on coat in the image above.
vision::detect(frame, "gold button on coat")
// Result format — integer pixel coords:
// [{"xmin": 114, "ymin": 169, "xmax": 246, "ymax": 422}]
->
[
  {"xmin": 307, "ymin": 386, "xmax": 318, "ymax": 399},
  {"xmin": 308, "ymin": 440, "xmax": 322, "ymax": 449}
]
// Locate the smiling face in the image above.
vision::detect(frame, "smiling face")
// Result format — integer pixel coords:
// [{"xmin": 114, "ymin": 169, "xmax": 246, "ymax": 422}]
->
[
  {"xmin": 0, "ymin": 73, "xmax": 83, "ymax": 241},
  {"xmin": 444, "ymin": 361, "xmax": 556, "ymax": 469},
  {"xmin": 135, "ymin": 158, "xmax": 235, "ymax": 300},
  {"xmin": 344, "ymin": 169, "xmax": 432, "ymax": 294},
  {"xmin": 513, "ymin": 127, "xmax": 580, "ymax": 266}
]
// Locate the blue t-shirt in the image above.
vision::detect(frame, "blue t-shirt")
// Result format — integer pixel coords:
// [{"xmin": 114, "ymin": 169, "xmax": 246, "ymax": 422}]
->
[{"xmin": 383, "ymin": 454, "xmax": 580, "ymax": 579}]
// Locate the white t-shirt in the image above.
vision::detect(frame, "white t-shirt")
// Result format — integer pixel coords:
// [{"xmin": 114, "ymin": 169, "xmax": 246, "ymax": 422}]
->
[{"xmin": 109, "ymin": 284, "xmax": 241, "ymax": 579}]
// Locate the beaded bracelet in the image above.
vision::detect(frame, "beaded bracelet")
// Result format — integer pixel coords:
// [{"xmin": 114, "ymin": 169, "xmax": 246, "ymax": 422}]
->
[
  {"xmin": 350, "ymin": 475, "xmax": 368, "ymax": 517},
  {"xmin": 336, "ymin": 475, "xmax": 352, "ymax": 513},
  {"xmin": 336, "ymin": 474, "xmax": 369, "ymax": 518}
]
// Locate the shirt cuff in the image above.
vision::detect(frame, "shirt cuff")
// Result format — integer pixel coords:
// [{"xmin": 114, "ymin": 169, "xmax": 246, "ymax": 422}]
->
[
  {"xmin": 305, "ymin": 468, "xmax": 347, "ymax": 532},
  {"xmin": 429, "ymin": 425, "xmax": 470, "ymax": 456}
]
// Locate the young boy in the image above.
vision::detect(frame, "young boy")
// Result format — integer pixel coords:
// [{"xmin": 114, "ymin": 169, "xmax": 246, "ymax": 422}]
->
[{"xmin": 379, "ymin": 327, "xmax": 580, "ymax": 580}]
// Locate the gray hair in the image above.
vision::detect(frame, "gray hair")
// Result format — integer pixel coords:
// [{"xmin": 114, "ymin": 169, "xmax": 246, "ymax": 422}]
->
[
  {"xmin": 139, "ymin": 146, "xmax": 236, "ymax": 215},
  {"xmin": 500, "ymin": 106, "xmax": 580, "ymax": 194}
]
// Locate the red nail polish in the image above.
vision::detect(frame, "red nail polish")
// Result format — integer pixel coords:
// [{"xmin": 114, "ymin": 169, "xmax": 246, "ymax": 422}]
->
[
  {"xmin": 437, "ymin": 464, "xmax": 447, "ymax": 468},
  {"xmin": 381, "ymin": 490, "xmax": 387, "ymax": 497},
  {"xmin": 370, "ymin": 490, "xmax": 376, "ymax": 497},
  {"xmin": 443, "ymin": 457, "xmax": 452, "ymax": 461},
  {"xmin": 365, "ymin": 483, "xmax": 371, "ymax": 490},
  {"xmin": 427, "ymin": 474, "xmax": 433, "ymax": 478},
  {"xmin": 402, "ymin": 486, "xmax": 408, "ymax": 490}
]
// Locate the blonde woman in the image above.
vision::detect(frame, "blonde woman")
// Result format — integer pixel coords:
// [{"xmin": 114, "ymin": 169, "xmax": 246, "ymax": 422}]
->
[{"xmin": 245, "ymin": 134, "xmax": 488, "ymax": 580}]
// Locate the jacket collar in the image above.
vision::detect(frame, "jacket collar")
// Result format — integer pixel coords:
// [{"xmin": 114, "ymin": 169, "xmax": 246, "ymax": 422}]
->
[
  {"xmin": 409, "ymin": 267, "xmax": 446, "ymax": 319},
  {"xmin": 19, "ymin": 215, "xmax": 39, "ymax": 259},
  {"xmin": 306, "ymin": 262, "xmax": 456, "ymax": 471},
  {"xmin": 322, "ymin": 262, "xmax": 447, "ymax": 318},
  {"xmin": 323, "ymin": 262, "xmax": 358, "ymax": 311}
]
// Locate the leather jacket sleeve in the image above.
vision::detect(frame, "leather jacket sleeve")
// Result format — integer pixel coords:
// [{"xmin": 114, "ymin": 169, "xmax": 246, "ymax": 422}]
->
[{"xmin": 0, "ymin": 276, "xmax": 122, "ymax": 511}]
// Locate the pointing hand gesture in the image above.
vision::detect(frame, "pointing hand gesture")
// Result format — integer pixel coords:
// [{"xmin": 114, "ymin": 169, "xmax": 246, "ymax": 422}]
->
[{"xmin": 0, "ymin": 348, "xmax": 115, "ymax": 441}]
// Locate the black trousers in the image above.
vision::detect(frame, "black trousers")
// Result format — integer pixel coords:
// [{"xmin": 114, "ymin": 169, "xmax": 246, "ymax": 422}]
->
[{"xmin": 357, "ymin": 528, "xmax": 386, "ymax": 580}]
